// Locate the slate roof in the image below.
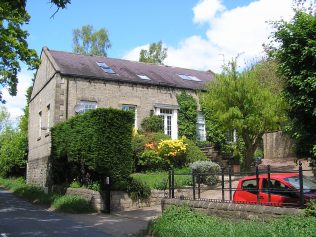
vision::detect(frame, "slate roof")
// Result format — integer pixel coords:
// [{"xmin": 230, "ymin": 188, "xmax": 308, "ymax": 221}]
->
[{"xmin": 48, "ymin": 49, "xmax": 214, "ymax": 90}]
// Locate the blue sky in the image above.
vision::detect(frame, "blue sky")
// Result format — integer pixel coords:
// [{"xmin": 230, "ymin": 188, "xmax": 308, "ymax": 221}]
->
[{"xmin": 4, "ymin": 0, "xmax": 297, "ymax": 119}]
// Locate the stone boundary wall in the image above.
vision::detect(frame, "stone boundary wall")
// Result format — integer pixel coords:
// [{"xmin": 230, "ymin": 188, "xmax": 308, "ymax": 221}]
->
[
  {"xmin": 67, "ymin": 188, "xmax": 187, "ymax": 212},
  {"xmin": 161, "ymin": 198, "xmax": 303, "ymax": 220}
]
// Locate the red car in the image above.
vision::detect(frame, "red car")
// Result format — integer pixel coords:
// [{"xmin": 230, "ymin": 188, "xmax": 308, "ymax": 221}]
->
[{"xmin": 233, "ymin": 173, "xmax": 316, "ymax": 206}]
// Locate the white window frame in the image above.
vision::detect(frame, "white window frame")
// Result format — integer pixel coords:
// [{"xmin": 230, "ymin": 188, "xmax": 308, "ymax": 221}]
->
[
  {"xmin": 122, "ymin": 104, "xmax": 137, "ymax": 128},
  {"xmin": 78, "ymin": 101, "xmax": 97, "ymax": 114},
  {"xmin": 155, "ymin": 107, "xmax": 178, "ymax": 139},
  {"xmin": 196, "ymin": 112, "xmax": 207, "ymax": 141}
]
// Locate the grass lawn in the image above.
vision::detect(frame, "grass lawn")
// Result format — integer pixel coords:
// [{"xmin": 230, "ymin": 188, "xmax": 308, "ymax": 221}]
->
[
  {"xmin": 150, "ymin": 206, "xmax": 316, "ymax": 237},
  {"xmin": 131, "ymin": 167, "xmax": 192, "ymax": 190}
]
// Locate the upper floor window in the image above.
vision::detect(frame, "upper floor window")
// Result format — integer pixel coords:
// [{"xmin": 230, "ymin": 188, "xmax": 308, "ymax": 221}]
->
[
  {"xmin": 38, "ymin": 111, "xmax": 42, "ymax": 137},
  {"xmin": 47, "ymin": 104, "xmax": 50, "ymax": 129},
  {"xmin": 178, "ymin": 74, "xmax": 201, "ymax": 82},
  {"xmin": 96, "ymin": 62, "xmax": 115, "ymax": 74},
  {"xmin": 137, "ymin": 74, "xmax": 151, "ymax": 80}
]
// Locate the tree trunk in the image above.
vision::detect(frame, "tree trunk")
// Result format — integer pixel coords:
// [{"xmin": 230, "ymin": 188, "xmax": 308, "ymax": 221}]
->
[{"xmin": 243, "ymin": 145, "xmax": 256, "ymax": 172}]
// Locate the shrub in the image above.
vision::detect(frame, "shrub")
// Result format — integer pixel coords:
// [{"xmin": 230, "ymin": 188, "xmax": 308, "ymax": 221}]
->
[
  {"xmin": 158, "ymin": 137, "xmax": 187, "ymax": 167},
  {"xmin": 176, "ymin": 92, "xmax": 198, "ymax": 140},
  {"xmin": 87, "ymin": 181, "xmax": 101, "ymax": 192},
  {"xmin": 184, "ymin": 138, "xmax": 208, "ymax": 163},
  {"xmin": 69, "ymin": 180, "xmax": 81, "ymax": 188},
  {"xmin": 141, "ymin": 115, "xmax": 164, "ymax": 133},
  {"xmin": 126, "ymin": 177, "xmax": 151, "ymax": 202},
  {"xmin": 51, "ymin": 108, "xmax": 134, "ymax": 185},
  {"xmin": 190, "ymin": 160, "xmax": 220, "ymax": 185},
  {"xmin": 52, "ymin": 195, "xmax": 93, "ymax": 213},
  {"xmin": 305, "ymin": 200, "xmax": 316, "ymax": 217},
  {"xmin": 139, "ymin": 150, "xmax": 164, "ymax": 170}
]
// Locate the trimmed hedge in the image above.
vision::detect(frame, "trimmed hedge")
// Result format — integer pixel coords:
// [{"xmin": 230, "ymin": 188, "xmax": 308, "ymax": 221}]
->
[{"xmin": 51, "ymin": 108, "xmax": 134, "ymax": 184}]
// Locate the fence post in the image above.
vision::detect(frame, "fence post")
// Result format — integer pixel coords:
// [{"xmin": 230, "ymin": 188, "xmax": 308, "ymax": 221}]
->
[
  {"xmin": 255, "ymin": 165, "xmax": 260, "ymax": 204},
  {"xmin": 267, "ymin": 165, "xmax": 271, "ymax": 203},
  {"xmin": 299, "ymin": 161, "xmax": 304, "ymax": 208},
  {"xmin": 192, "ymin": 173, "xmax": 196, "ymax": 200},
  {"xmin": 171, "ymin": 169, "xmax": 175, "ymax": 198},
  {"xmin": 221, "ymin": 167, "xmax": 225, "ymax": 202},
  {"xmin": 228, "ymin": 165, "xmax": 232, "ymax": 201},
  {"xmin": 168, "ymin": 169, "xmax": 171, "ymax": 198},
  {"xmin": 101, "ymin": 176, "xmax": 111, "ymax": 214}
]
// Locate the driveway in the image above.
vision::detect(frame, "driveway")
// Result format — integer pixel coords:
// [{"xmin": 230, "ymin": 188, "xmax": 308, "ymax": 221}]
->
[{"xmin": 0, "ymin": 188, "xmax": 113, "ymax": 237}]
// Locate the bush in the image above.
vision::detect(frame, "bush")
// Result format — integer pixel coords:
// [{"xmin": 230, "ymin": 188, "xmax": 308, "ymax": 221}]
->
[
  {"xmin": 190, "ymin": 160, "xmax": 220, "ymax": 185},
  {"xmin": 305, "ymin": 200, "xmax": 316, "ymax": 217},
  {"xmin": 141, "ymin": 115, "xmax": 164, "ymax": 133},
  {"xmin": 158, "ymin": 138, "xmax": 187, "ymax": 167},
  {"xmin": 126, "ymin": 177, "xmax": 151, "ymax": 202},
  {"xmin": 51, "ymin": 108, "xmax": 134, "ymax": 185},
  {"xmin": 69, "ymin": 180, "xmax": 81, "ymax": 188},
  {"xmin": 184, "ymin": 138, "xmax": 208, "ymax": 163},
  {"xmin": 52, "ymin": 195, "xmax": 93, "ymax": 213}
]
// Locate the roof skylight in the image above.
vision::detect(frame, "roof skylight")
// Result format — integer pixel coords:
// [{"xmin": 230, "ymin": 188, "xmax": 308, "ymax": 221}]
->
[
  {"xmin": 96, "ymin": 62, "xmax": 115, "ymax": 74},
  {"xmin": 178, "ymin": 74, "xmax": 201, "ymax": 82},
  {"xmin": 137, "ymin": 74, "xmax": 151, "ymax": 80}
]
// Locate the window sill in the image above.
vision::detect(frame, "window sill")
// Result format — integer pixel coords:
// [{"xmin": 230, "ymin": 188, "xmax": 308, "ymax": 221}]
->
[{"xmin": 37, "ymin": 137, "xmax": 41, "ymax": 141}]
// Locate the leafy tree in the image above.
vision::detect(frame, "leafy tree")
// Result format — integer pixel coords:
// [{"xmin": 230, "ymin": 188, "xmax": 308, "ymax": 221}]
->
[
  {"xmin": 268, "ymin": 2, "xmax": 316, "ymax": 159},
  {"xmin": 201, "ymin": 61, "xmax": 287, "ymax": 171},
  {"xmin": 0, "ymin": 107, "xmax": 10, "ymax": 133},
  {"xmin": 72, "ymin": 25, "xmax": 111, "ymax": 56},
  {"xmin": 176, "ymin": 92, "xmax": 198, "ymax": 140},
  {"xmin": 0, "ymin": 0, "xmax": 70, "ymax": 102},
  {"xmin": 139, "ymin": 41, "xmax": 167, "ymax": 64}
]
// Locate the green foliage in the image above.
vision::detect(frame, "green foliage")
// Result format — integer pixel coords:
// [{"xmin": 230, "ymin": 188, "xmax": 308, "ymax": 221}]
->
[
  {"xmin": 86, "ymin": 181, "xmax": 101, "ymax": 192},
  {"xmin": 69, "ymin": 180, "xmax": 81, "ymax": 188},
  {"xmin": 201, "ymin": 60, "xmax": 287, "ymax": 171},
  {"xmin": 126, "ymin": 177, "xmax": 151, "ymax": 202},
  {"xmin": 190, "ymin": 160, "xmax": 220, "ymax": 185},
  {"xmin": 52, "ymin": 195, "xmax": 93, "ymax": 213},
  {"xmin": 150, "ymin": 206, "xmax": 316, "ymax": 237},
  {"xmin": 139, "ymin": 41, "xmax": 167, "ymax": 64},
  {"xmin": 184, "ymin": 138, "xmax": 208, "ymax": 163},
  {"xmin": 0, "ymin": 1, "xmax": 40, "ymax": 102},
  {"xmin": 140, "ymin": 115, "xmax": 164, "ymax": 133},
  {"xmin": 73, "ymin": 24, "xmax": 111, "ymax": 56},
  {"xmin": 51, "ymin": 108, "xmax": 134, "ymax": 184},
  {"xmin": 305, "ymin": 200, "xmax": 316, "ymax": 217},
  {"xmin": 176, "ymin": 92, "xmax": 198, "ymax": 140},
  {"xmin": 139, "ymin": 150, "xmax": 164, "ymax": 170},
  {"xmin": 268, "ymin": 5, "xmax": 316, "ymax": 159}
]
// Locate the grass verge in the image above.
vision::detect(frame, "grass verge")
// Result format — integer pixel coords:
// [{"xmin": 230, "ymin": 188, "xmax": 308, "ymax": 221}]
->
[
  {"xmin": 131, "ymin": 168, "xmax": 192, "ymax": 190},
  {"xmin": 149, "ymin": 206, "xmax": 316, "ymax": 237},
  {"xmin": 0, "ymin": 177, "xmax": 93, "ymax": 213}
]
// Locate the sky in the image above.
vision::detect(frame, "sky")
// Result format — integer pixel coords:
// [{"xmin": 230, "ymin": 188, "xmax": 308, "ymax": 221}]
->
[{"xmin": 3, "ymin": 0, "xmax": 299, "ymax": 120}]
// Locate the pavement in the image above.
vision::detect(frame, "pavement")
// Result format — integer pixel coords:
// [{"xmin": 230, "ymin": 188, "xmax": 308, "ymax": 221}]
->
[{"xmin": 0, "ymin": 188, "xmax": 161, "ymax": 237}]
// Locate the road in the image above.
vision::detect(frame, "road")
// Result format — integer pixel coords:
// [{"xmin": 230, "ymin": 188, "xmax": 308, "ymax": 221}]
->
[{"xmin": 0, "ymin": 188, "xmax": 113, "ymax": 237}]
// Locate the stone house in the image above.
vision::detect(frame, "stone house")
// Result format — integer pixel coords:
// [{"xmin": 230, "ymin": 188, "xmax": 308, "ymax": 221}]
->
[{"xmin": 27, "ymin": 47, "xmax": 214, "ymax": 187}]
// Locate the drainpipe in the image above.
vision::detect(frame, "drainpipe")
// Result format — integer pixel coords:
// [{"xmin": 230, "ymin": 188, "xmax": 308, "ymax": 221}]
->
[{"xmin": 65, "ymin": 77, "xmax": 69, "ymax": 119}]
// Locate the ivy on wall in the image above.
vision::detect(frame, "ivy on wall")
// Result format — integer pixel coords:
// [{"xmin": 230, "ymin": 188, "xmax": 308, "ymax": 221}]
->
[
  {"xmin": 176, "ymin": 92, "xmax": 198, "ymax": 140},
  {"xmin": 51, "ymin": 108, "xmax": 134, "ymax": 184}
]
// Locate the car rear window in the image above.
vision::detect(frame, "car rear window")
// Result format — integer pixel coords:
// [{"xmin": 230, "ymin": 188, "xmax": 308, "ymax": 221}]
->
[{"xmin": 283, "ymin": 176, "xmax": 316, "ymax": 193}]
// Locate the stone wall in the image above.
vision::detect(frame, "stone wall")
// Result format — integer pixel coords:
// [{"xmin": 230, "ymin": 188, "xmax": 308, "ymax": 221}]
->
[
  {"xmin": 263, "ymin": 131, "xmax": 296, "ymax": 160},
  {"xmin": 161, "ymin": 198, "xmax": 303, "ymax": 220}
]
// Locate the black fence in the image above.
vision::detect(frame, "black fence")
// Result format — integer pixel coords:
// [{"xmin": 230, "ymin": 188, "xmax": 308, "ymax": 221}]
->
[{"xmin": 167, "ymin": 161, "xmax": 315, "ymax": 208}]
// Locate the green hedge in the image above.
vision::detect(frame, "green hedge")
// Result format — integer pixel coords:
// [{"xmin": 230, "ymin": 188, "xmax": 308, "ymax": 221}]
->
[{"xmin": 51, "ymin": 108, "xmax": 134, "ymax": 184}]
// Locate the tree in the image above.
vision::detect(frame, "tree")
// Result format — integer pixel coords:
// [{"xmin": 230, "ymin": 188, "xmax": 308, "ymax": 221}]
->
[
  {"xmin": 139, "ymin": 41, "xmax": 167, "ymax": 64},
  {"xmin": 0, "ymin": 0, "xmax": 70, "ymax": 103},
  {"xmin": 201, "ymin": 61, "xmax": 287, "ymax": 171},
  {"xmin": 268, "ymin": 2, "xmax": 316, "ymax": 159},
  {"xmin": 72, "ymin": 25, "xmax": 111, "ymax": 56}
]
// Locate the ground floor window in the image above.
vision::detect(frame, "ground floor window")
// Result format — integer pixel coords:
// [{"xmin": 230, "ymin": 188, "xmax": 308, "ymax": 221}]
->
[
  {"xmin": 77, "ymin": 101, "xmax": 97, "ymax": 114},
  {"xmin": 155, "ymin": 106, "xmax": 178, "ymax": 139},
  {"xmin": 196, "ymin": 112, "xmax": 206, "ymax": 141},
  {"xmin": 122, "ymin": 104, "xmax": 137, "ymax": 128}
]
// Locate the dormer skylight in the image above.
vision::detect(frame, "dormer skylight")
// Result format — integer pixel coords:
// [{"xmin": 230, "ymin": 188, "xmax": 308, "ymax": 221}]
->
[
  {"xmin": 178, "ymin": 74, "xmax": 201, "ymax": 82},
  {"xmin": 137, "ymin": 74, "xmax": 151, "ymax": 80},
  {"xmin": 96, "ymin": 62, "xmax": 115, "ymax": 74}
]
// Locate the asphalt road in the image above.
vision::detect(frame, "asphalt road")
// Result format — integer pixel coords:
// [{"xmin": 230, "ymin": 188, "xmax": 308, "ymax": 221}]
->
[{"xmin": 0, "ymin": 188, "xmax": 113, "ymax": 237}]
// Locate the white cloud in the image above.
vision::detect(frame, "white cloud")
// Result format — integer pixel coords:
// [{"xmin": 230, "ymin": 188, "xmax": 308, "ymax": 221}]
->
[
  {"xmin": 122, "ymin": 44, "xmax": 149, "ymax": 62},
  {"xmin": 123, "ymin": 0, "xmax": 295, "ymax": 73},
  {"xmin": 1, "ymin": 70, "xmax": 33, "ymax": 121}
]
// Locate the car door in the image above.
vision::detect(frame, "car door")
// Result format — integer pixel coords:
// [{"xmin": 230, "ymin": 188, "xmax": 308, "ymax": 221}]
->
[
  {"xmin": 260, "ymin": 178, "xmax": 298, "ymax": 206},
  {"xmin": 234, "ymin": 178, "xmax": 259, "ymax": 204}
]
